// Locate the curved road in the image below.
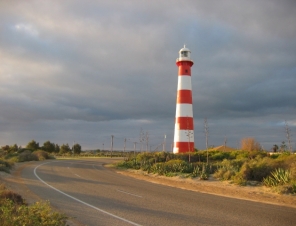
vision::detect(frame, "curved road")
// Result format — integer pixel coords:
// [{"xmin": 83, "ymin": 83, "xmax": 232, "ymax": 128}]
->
[{"xmin": 18, "ymin": 159, "xmax": 295, "ymax": 226}]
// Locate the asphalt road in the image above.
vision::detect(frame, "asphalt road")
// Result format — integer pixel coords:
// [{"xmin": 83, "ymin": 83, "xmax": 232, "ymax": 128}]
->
[{"xmin": 20, "ymin": 158, "xmax": 295, "ymax": 226}]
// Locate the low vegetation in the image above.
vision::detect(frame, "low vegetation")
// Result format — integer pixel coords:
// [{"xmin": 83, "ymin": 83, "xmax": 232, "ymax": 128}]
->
[
  {"xmin": 0, "ymin": 140, "xmax": 75, "ymax": 225},
  {"xmin": 0, "ymin": 184, "xmax": 67, "ymax": 226},
  {"xmin": 117, "ymin": 150, "xmax": 296, "ymax": 194}
]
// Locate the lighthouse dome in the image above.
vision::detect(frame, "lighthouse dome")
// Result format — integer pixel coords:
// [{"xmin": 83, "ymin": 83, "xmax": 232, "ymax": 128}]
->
[{"xmin": 177, "ymin": 45, "xmax": 192, "ymax": 62}]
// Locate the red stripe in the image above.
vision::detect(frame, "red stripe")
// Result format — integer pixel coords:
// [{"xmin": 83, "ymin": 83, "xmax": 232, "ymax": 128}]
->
[
  {"xmin": 176, "ymin": 61, "xmax": 193, "ymax": 75},
  {"xmin": 174, "ymin": 142, "xmax": 195, "ymax": 153},
  {"xmin": 175, "ymin": 117, "xmax": 194, "ymax": 130},
  {"xmin": 177, "ymin": 90, "xmax": 192, "ymax": 103}
]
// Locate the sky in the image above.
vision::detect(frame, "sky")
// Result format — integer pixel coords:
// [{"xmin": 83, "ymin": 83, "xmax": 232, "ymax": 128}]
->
[{"xmin": 0, "ymin": 0, "xmax": 295, "ymax": 151}]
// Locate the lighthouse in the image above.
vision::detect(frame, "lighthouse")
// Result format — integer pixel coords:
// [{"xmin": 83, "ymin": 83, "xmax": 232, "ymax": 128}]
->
[{"xmin": 173, "ymin": 45, "xmax": 194, "ymax": 153}]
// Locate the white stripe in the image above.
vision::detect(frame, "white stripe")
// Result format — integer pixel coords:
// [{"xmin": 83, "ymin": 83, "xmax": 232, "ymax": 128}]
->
[
  {"xmin": 174, "ymin": 129, "xmax": 194, "ymax": 142},
  {"xmin": 177, "ymin": 76, "xmax": 192, "ymax": 90},
  {"xmin": 173, "ymin": 147, "xmax": 179, "ymax": 154},
  {"xmin": 117, "ymin": 189, "xmax": 142, "ymax": 198},
  {"xmin": 175, "ymin": 104, "xmax": 193, "ymax": 117},
  {"xmin": 34, "ymin": 162, "xmax": 141, "ymax": 226}
]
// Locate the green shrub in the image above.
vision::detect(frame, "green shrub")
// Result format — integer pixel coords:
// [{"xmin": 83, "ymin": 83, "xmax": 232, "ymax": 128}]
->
[
  {"xmin": 17, "ymin": 150, "xmax": 38, "ymax": 162},
  {"xmin": 232, "ymin": 174, "xmax": 247, "ymax": 186},
  {"xmin": 0, "ymin": 189, "xmax": 25, "ymax": 205},
  {"xmin": 213, "ymin": 168, "xmax": 227, "ymax": 179},
  {"xmin": 229, "ymin": 150, "xmax": 248, "ymax": 160},
  {"xmin": 0, "ymin": 186, "xmax": 67, "ymax": 225},
  {"xmin": 290, "ymin": 162, "xmax": 296, "ymax": 180},
  {"xmin": 136, "ymin": 152, "xmax": 155, "ymax": 164},
  {"xmin": 116, "ymin": 159, "xmax": 140, "ymax": 170},
  {"xmin": 237, "ymin": 162, "xmax": 252, "ymax": 180},
  {"xmin": 214, "ymin": 168, "xmax": 235, "ymax": 180},
  {"xmin": 210, "ymin": 151, "xmax": 231, "ymax": 161},
  {"xmin": 248, "ymin": 157, "xmax": 279, "ymax": 181},
  {"xmin": 199, "ymin": 164, "xmax": 210, "ymax": 180},
  {"xmin": 263, "ymin": 168, "xmax": 291, "ymax": 187},
  {"xmin": 275, "ymin": 154, "xmax": 296, "ymax": 171},
  {"xmin": 0, "ymin": 159, "xmax": 14, "ymax": 173},
  {"xmin": 32, "ymin": 150, "xmax": 49, "ymax": 161},
  {"xmin": 213, "ymin": 159, "xmax": 241, "ymax": 180},
  {"xmin": 222, "ymin": 170, "xmax": 235, "ymax": 180},
  {"xmin": 0, "ymin": 199, "xmax": 67, "ymax": 226}
]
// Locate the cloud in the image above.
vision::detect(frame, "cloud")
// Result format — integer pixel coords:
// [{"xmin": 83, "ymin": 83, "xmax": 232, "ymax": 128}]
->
[
  {"xmin": 14, "ymin": 23, "xmax": 39, "ymax": 37},
  {"xmin": 0, "ymin": 0, "xmax": 295, "ymax": 150}
]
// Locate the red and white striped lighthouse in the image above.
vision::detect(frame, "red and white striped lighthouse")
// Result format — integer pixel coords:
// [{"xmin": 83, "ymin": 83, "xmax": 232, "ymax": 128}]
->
[{"xmin": 173, "ymin": 45, "xmax": 194, "ymax": 154}]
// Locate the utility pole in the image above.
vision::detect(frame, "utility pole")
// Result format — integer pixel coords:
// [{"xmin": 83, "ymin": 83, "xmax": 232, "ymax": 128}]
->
[
  {"xmin": 185, "ymin": 117, "xmax": 193, "ymax": 162},
  {"xmin": 139, "ymin": 128, "xmax": 145, "ymax": 152},
  {"xmin": 224, "ymin": 137, "xmax": 227, "ymax": 152},
  {"xmin": 124, "ymin": 138, "xmax": 127, "ymax": 152},
  {"xmin": 110, "ymin": 135, "xmax": 114, "ymax": 158},
  {"xmin": 285, "ymin": 120, "xmax": 292, "ymax": 152},
  {"xmin": 123, "ymin": 138, "xmax": 126, "ymax": 157},
  {"xmin": 163, "ymin": 134, "xmax": 166, "ymax": 152},
  {"xmin": 133, "ymin": 142, "xmax": 137, "ymax": 158},
  {"xmin": 146, "ymin": 131, "xmax": 149, "ymax": 152},
  {"xmin": 204, "ymin": 118, "xmax": 209, "ymax": 164}
]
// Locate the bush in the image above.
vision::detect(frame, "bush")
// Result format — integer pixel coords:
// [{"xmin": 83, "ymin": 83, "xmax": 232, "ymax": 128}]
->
[
  {"xmin": 0, "ymin": 185, "xmax": 25, "ymax": 205},
  {"xmin": 245, "ymin": 157, "xmax": 278, "ymax": 181},
  {"xmin": 263, "ymin": 168, "xmax": 296, "ymax": 194},
  {"xmin": 210, "ymin": 151, "xmax": 231, "ymax": 161},
  {"xmin": 32, "ymin": 150, "xmax": 50, "ymax": 161},
  {"xmin": 149, "ymin": 160, "xmax": 194, "ymax": 175},
  {"xmin": 0, "ymin": 199, "xmax": 67, "ymax": 226},
  {"xmin": 17, "ymin": 150, "xmax": 37, "ymax": 162},
  {"xmin": 0, "ymin": 185, "xmax": 67, "ymax": 226},
  {"xmin": 232, "ymin": 174, "xmax": 247, "ymax": 186},
  {"xmin": 263, "ymin": 168, "xmax": 291, "ymax": 187},
  {"xmin": 0, "ymin": 159, "xmax": 14, "ymax": 173},
  {"xmin": 213, "ymin": 159, "xmax": 241, "ymax": 180},
  {"xmin": 117, "ymin": 151, "xmax": 296, "ymax": 193},
  {"xmin": 237, "ymin": 162, "xmax": 252, "ymax": 180}
]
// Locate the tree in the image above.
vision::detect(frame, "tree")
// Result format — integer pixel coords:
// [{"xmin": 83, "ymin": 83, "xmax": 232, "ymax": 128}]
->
[
  {"xmin": 1, "ymin": 145, "xmax": 10, "ymax": 154},
  {"xmin": 26, "ymin": 140, "xmax": 39, "ymax": 151},
  {"xmin": 55, "ymin": 144, "xmax": 60, "ymax": 153},
  {"xmin": 59, "ymin": 144, "xmax": 71, "ymax": 154},
  {"xmin": 280, "ymin": 141, "xmax": 287, "ymax": 152},
  {"xmin": 73, "ymin": 144, "xmax": 82, "ymax": 154},
  {"xmin": 240, "ymin": 137, "xmax": 261, "ymax": 151},
  {"xmin": 9, "ymin": 144, "xmax": 19, "ymax": 153},
  {"xmin": 42, "ymin": 141, "xmax": 55, "ymax": 153},
  {"xmin": 272, "ymin": 144, "xmax": 279, "ymax": 152}
]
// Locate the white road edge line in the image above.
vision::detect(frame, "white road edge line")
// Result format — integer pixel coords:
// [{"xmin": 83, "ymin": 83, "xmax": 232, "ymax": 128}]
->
[
  {"xmin": 74, "ymin": 174, "xmax": 81, "ymax": 178},
  {"xmin": 117, "ymin": 189, "xmax": 142, "ymax": 198},
  {"xmin": 34, "ymin": 161, "xmax": 142, "ymax": 226}
]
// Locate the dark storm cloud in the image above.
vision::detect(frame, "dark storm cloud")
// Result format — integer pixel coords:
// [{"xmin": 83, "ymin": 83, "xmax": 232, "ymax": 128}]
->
[{"xmin": 0, "ymin": 0, "xmax": 295, "ymax": 149}]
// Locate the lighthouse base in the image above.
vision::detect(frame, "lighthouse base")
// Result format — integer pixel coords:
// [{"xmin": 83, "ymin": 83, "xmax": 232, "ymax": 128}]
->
[{"xmin": 173, "ymin": 142, "xmax": 194, "ymax": 154}]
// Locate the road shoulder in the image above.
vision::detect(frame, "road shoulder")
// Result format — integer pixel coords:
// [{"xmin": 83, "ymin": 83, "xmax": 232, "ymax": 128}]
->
[{"xmin": 116, "ymin": 168, "xmax": 296, "ymax": 208}]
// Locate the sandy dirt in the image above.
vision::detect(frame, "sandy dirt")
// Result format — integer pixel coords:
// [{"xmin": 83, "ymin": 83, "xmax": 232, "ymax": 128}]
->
[{"xmin": 116, "ymin": 169, "xmax": 296, "ymax": 208}]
